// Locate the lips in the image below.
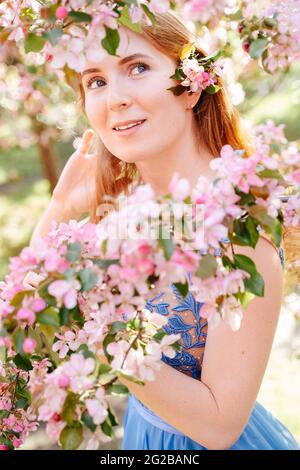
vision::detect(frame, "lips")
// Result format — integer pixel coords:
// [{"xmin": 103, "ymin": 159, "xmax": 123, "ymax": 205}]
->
[{"xmin": 112, "ymin": 119, "xmax": 146, "ymax": 131}]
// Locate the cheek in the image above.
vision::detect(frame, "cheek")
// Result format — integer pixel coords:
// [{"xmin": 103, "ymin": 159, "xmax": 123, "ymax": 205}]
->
[
  {"xmin": 148, "ymin": 89, "xmax": 187, "ymax": 133},
  {"xmin": 84, "ymin": 94, "xmax": 105, "ymax": 128}
]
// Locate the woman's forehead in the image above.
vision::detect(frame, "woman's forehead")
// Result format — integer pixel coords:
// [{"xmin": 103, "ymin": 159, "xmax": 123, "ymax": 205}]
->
[{"xmin": 82, "ymin": 27, "xmax": 168, "ymax": 73}]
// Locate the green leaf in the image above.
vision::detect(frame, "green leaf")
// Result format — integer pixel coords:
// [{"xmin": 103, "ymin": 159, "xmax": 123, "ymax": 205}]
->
[
  {"xmin": 0, "ymin": 345, "xmax": 7, "ymax": 363},
  {"xmin": 75, "ymin": 344, "xmax": 94, "ymax": 360},
  {"xmin": 13, "ymin": 353, "xmax": 33, "ymax": 371},
  {"xmin": 108, "ymin": 406, "xmax": 119, "ymax": 427},
  {"xmin": 99, "ymin": 363, "xmax": 112, "ymax": 374},
  {"xmin": 12, "ymin": 328, "xmax": 25, "ymax": 354},
  {"xmin": 66, "ymin": 241, "xmax": 82, "ymax": 262},
  {"xmin": 11, "ymin": 290, "xmax": 34, "ymax": 308},
  {"xmin": 257, "ymin": 169, "xmax": 283, "ymax": 180},
  {"xmin": 68, "ymin": 10, "xmax": 92, "ymax": 23},
  {"xmin": 173, "ymin": 281, "xmax": 189, "ymax": 298},
  {"xmin": 102, "ymin": 334, "xmax": 115, "ymax": 362},
  {"xmin": 270, "ymin": 218, "xmax": 282, "ymax": 247},
  {"xmin": 233, "ymin": 254, "xmax": 265, "ymax": 297},
  {"xmin": 152, "ymin": 329, "xmax": 167, "ymax": 342},
  {"xmin": 233, "ymin": 254, "xmax": 258, "ymax": 276},
  {"xmin": 94, "ymin": 258, "xmax": 119, "ymax": 270},
  {"xmin": 140, "ymin": 4, "xmax": 156, "ymax": 26},
  {"xmin": 24, "ymin": 33, "xmax": 46, "ymax": 53},
  {"xmin": 37, "ymin": 283, "xmax": 57, "ymax": 308},
  {"xmin": 98, "ymin": 372, "xmax": 117, "ymax": 386},
  {"xmin": 107, "ymin": 383, "xmax": 129, "ymax": 396},
  {"xmin": 71, "ymin": 305, "xmax": 84, "ymax": 325},
  {"xmin": 202, "ymin": 49, "xmax": 222, "ymax": 63},
  {"xmin": 166, "ymin": 85, "xmax": 186, "ymax": 96},
  {"xmin": 15, "ymin": 397, "xmax": 29, "ymax": 409},
  {"xmin": 205, "ymin": 84, "xmax": 221, "ymax": 94},
  {"xmin": 222, "ymin": 255, "xmax": 234, "ymax": 270},
  {"xmin": 244, "ymin": 271, "xmax": 265, "ymax": 297},
  {"xmin": 235, "ymin": 291, "xmax": 255, "ymax": 309},
  {"xmin": 169, "ymin": 68, "xmax": 185, "ymax": 81},
  {"xmin": 249, "ymin": 38, "xmax": 268, "ymax": 59},
  {"xmin": 196, "ymin": 254, "xmax": 218, "ymax": 279},
  {"xmin": 78, "ymin": 268, "xmax": 98, "ymax": 291},
  {"xmin": 59, "ymin": 307, "xmax": 71, "ymax": 326},
  {"xmin": 100, "ymin": 419, "xmax": 114, "ymax": 438},
  {"xmin": 59, "ymin": 423, "xmax": 83, "ymax": 450},
  {"xmin": 115, "ymin": 370, "xmax": 144, "ymax": 385},
  {"xmin": 36, "ymin": 307, "xmax": 60, "ymax": 328},
  {"xmin": 110, "ymin": 321, "xmax": 127, "ymax": 335},
  {"xmin": 101, "ymin": 27, "xmax": 120, "ymax": 56},
  {"xmin": 82, "ymin": 412, "xmax": 96, "ymax": 432},
  {"xmin": 63, "ymin": 268, "xmax": 76, "ymax": 282},
  {"xmin": 231, "ymin": 219, "xmax": 251, "ymax": 246},
  {"xmin": 118, "ymin": 5, "xmax": 142, "ymax": 33},
  {"xmin": 0, "ymin": 410, "xmax": 10, "ymax": 420},
  {"xmin": 158, "ymin": 226, "xmax": 174, "ymax": 260},
  {"xmin": 248, "ymin": 206, "xmax": 282, "ymax": 247},
  {"xmin": 245, "ymin": 217, "xmax": 260, "ymax": 248},
  {"xmin": 43, "ymin": 28, "xmax": 63, "ymax": 46},
  {"xmin": 235, "ymin": 188, "xmax": 255, "ymax": 206},
  {"xmin": 61, "ymin": 392, "xmax": 78, "ymax": 426}
]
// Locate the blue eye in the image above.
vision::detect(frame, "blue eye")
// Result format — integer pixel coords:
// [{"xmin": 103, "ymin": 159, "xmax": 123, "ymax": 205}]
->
[
  {"xmin": 86, "ymin": 62, "xmax": 149, "ymax": 90},
  {"xmin": 130, "ymin": 62, "xmax": 150, "ymax": 75},
  {"xmin": 86, "ymin": 77, "xmax": 105, "ymax": 90}
]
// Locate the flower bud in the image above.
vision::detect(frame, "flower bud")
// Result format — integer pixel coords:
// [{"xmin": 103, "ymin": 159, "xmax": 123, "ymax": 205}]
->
[
  {"xmin": 23, "ymin": 338, "xmax": 37, "ymax": 354},
  {"xmin": 56, "ymin": 7, "xmax": 68, "ymax": 20},
  {"xmin": 242, "ymin": 41, "xmax": 250, "ymax": 53},
  {"xmin": 52, "ymin": 413, "xmax": 62, "ymax": 422}
]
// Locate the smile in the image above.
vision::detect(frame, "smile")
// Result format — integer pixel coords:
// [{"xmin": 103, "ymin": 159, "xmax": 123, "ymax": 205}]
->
[{"xmin": 113, "ymin": 119, "xmax": 146, "ymax": 135}]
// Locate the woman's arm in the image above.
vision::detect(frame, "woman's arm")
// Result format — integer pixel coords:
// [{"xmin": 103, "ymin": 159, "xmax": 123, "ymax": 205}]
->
[
  {"xmin": 29, "ymin": 130, "xmax": 96, "ymax": 250},
  {"xmin": 117, "ymin": 237, "xmax": 283, "ymax": 450},
  {"xmin": 29, "ymin": 196, "xmax": 76, "ymax": 250}
]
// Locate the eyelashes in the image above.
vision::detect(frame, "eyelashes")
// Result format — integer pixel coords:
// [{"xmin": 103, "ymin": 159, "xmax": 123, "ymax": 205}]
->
[{"xmin": 85, "ymin": 62, "xmax": 150, "ymax": 90}]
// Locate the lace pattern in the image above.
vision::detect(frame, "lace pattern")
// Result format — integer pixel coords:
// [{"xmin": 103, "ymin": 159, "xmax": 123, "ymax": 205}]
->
[{"xmin": 144, "ymin": 238, "xmax": 284, "ymax": 381}]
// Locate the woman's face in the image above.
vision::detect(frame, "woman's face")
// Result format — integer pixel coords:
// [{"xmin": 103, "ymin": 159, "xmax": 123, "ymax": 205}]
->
[{"xmin": 81, "ymin": 27, "xmax": 194, "ymax": 164}]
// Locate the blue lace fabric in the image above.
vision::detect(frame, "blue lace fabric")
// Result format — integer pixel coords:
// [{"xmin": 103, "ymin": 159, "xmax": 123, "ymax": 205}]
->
[{"xmin": 144, "ymin": 238, "xmax": 285, "ymax": 381}]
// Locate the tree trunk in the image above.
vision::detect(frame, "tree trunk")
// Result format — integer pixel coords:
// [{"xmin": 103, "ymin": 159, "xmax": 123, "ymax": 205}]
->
[{"xmin": 33, "ymin": 120, "xmax": 59, "ymax": 193}]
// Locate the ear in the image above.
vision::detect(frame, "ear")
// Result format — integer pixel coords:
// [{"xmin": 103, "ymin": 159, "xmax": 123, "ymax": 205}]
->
[{"xmin": 186, "ymin": 89, "xmax": 202, "ymax": 109}]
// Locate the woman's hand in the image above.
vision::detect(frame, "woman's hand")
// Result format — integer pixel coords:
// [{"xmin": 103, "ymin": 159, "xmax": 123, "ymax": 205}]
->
[{"xmin": 52, "ymin": 129, "xmax": 97, "ymax": 218}]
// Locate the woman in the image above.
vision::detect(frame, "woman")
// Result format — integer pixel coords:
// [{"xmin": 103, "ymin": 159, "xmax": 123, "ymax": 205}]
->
[{"xmin": 30, "ymin": 12, "xmax": 299, "ymax": 450}]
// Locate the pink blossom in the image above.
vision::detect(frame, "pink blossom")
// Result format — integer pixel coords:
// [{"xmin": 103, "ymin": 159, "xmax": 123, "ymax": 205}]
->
[
  {"xmin": 48, "ymin": 279, "xmax": 80, "ymax": 309},
  {"xmin": 16, "ymin": 307, "xmax": 35, "ymax": 326},
  {"xmin": 58, "ymin": 375, "xmax": 70, "ymax": 389},
  {"xmin": 23, "ymin": 338, "xmax": 37, "ymax": 354},
  {"xmin": 62, "ymin": 354, "xmax": 95, "ymax": 393},
  {"xmin": 168, "ymin": 172, "xmax": 190, "ymax": 201},
  {"xmin": 85, "ymin": 387, "xmax": 108, "ymax": 425},
  {"xmin": 31, "ymin": 298, "xmax": 46, "ymax": 312}
]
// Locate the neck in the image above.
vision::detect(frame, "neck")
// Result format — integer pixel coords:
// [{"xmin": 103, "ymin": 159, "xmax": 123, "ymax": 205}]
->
[{"xmin": 134, "ymin": 114, "xmax": 216, "ymax": 197}]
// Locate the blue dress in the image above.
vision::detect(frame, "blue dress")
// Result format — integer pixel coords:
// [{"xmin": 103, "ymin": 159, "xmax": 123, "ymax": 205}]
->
[{"xmin": 122, "ymin": 245, "xmax": 300, "ymax": 450}]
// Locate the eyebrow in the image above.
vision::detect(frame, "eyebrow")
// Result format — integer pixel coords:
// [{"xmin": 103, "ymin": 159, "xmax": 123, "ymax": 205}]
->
[{"xmin": 81, "ymin": 53, "xmax": 153, "ymax": 78}]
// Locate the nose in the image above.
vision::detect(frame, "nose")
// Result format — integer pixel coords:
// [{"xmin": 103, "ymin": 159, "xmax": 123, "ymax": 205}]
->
[{"xmin": 106, "ymin": 81, "xmax": 132, "ymax": 111}]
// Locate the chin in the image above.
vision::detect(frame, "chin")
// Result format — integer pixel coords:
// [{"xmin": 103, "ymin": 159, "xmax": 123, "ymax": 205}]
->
[{"xmin": 116, "ymin": 153, "xmax": 152, "ymax": 164}]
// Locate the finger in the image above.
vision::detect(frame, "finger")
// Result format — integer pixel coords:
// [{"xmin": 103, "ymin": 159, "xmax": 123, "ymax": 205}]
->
[{"xmin": 78, "ymin": 129, "xmax": 94, "ymax": 155}]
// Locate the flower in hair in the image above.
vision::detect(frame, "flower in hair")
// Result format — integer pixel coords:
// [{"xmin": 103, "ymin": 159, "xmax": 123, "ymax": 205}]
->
[{"xmin": 168, "ymin": 42, "xmax": 224, "ymax": 96}]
